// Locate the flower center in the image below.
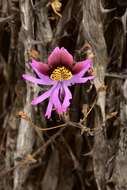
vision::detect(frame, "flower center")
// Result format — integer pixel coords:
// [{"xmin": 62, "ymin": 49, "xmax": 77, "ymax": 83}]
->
[{"xmin": 50, "ymin": 66, "xmax": 72, "ymax": 81}]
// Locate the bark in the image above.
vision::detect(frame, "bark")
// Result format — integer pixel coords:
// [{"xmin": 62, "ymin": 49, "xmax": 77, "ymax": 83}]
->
[{"xmin": 0, "ymin": 0, "xmax": 127, "ymax": 190}]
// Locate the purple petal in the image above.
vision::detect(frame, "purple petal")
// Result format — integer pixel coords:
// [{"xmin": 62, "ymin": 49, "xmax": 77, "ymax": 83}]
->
[
  {"xmin": 45, "ymin": 98, "xmax": 53, "ymax": 119},
  {"xmin": 31, "ymin": 83, "xmax": 57, "ymax": 105},
  {"xmin": 60, "ymin": 47, "xmax": 73, "ymax": 66},
  {"xmin": 51, "ymin": 83, "xmax": 62, "ymax": 114},
  {"xmin": 31, "ymin": 59, "xmax": 49, "ymax": 76},
  {"xmin": 22, "ymin": 74, "xmax": 54, "ymax": 85},
  {"xmin": 48, "ymin": 47, "xmax": 73, "ymax": 69},
  {"xmin": 72, "ymin": 59, "xmax": 92, "ymax": 76},
  {"xmin": 63, "ymin": 75, "xmax": 94, "ymax": 87},
  {"xmin": 62, "ymin": 83, "xmax": 72, "ymax": 112},
  {"xmin": 30, "ymin": 60, "xmax": 55, "ymax": 84},
  {"xmin": 72, "ymin": 76, "xmax": 94, "ymax": 84}
]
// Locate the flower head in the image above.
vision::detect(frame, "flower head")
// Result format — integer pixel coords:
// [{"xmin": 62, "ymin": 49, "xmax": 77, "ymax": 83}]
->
[{"xmin": 22, "ymin": 47, "xmax": 94, "ymax": 118}]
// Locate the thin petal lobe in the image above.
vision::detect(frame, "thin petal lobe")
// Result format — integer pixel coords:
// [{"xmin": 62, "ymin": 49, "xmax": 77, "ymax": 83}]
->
[{"xmin": 22, "ymin": 74, "xmax": 54, "ymax": 85}]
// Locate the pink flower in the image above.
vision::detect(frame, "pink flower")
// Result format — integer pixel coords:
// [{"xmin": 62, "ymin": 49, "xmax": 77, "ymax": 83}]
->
[{"xmin": 22, "ymin": 47, "xmax": 94, "ymax": 118}]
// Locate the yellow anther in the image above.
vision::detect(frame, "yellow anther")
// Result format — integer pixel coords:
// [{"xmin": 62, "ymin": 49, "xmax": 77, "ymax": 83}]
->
[{"xmin": 50, "ymin": 66, "xmax": 72, "ymax": 81}]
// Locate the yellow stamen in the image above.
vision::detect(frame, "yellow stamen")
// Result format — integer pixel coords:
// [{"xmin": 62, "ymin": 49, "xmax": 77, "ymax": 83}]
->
[{"xmin": 50, "ymin": 66, "xmax": 72, "ymax": 81}]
